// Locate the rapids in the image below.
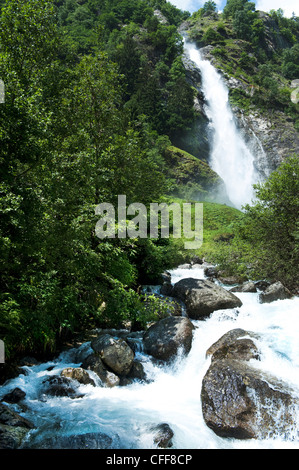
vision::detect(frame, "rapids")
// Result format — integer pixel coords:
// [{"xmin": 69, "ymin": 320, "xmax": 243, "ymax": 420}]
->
[{"xmin": 1, "ymin": 265, "xmax": 299, "ymax": 450}]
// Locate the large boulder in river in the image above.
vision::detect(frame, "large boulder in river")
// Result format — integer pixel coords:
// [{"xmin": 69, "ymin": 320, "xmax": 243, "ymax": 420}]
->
[
  {"xmin": 259, "ymin": 281, "xmax": 292, "ymax": 304},
  {"xmin": 91, "ymin": 334, "xmax": 134, "ymax": 376},
  {"xmin": 172, "ymin": 278, "xmax": 242, "ymax": 319},
  {"xmin": 201, "ymin": 359, "xmax": 298, "ymax": 440},
  {"xmin": 201, "ymin": 329, "xmax": 298, "ymax": 440},
  {"xmin": 143, "ymin": 316, "xmax": 194, "ymax": 361}
]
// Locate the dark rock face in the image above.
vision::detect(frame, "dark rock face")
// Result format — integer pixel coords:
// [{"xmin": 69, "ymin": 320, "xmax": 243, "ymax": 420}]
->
[
  {"xmin": 172, "ymin": 278, "xmax": 242, "ymax": 319},
  {"xmin": 143, "ymin": 316, "xmax": 194, "ymax": 361},
  {"xmin": 1, "ymin": 387, "xmax": 26, "ymax": 404}
]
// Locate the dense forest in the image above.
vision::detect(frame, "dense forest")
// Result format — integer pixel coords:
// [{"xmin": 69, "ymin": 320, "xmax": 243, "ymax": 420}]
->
[{"xmin": 0, "ymin": 0, "xmax": 298, "ymax": 361}]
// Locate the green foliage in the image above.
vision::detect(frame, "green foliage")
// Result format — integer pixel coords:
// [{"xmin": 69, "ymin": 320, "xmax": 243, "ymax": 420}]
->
[
  {"xmin": 282, "ymin": 44, "xmax": 299, "ymax": 79},
  {"xmin": 202, "ymin": 1, "xmax": 217, "ymax": 15},
  {"xmin": 202, "ymin": 27, "xmax": 225, "ymax": 45},
  {"xmin": 216, "ymin": 156, "xmax": 299, "ymax": 290},
  {"xmin": 0, "ymin": 0, "xmax": 185, "ymax": 360},
  {"xmin": 223, "ymin": 0, "xmax": 255, "ymax": 19}
]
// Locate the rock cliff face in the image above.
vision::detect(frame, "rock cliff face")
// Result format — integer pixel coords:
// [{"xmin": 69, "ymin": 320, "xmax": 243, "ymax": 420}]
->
[
  {"xmin": 236, "ymin": 108, "xmax": 299, "ymax": 178},
  {"xmin": 181, "ymin": 43, "xmax": 299, "ymax": 180}
]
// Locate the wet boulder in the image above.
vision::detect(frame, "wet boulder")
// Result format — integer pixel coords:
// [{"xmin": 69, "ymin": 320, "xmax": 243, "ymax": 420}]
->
[
  {"xmin": 41, "ymin": 375, "xmax": 84, "ymax": 399},
  {"xmin": 60, "ymin": 367, "xmax": 95, "ymax": 386},
  {"xmin": 259, "ymin": 281, "xmax": 292, "ymax": 304},
  {"xmin": 126, "ymin": 360, "xmax": 147, "ymax": 382},
  {"xmin": 172, "ymin": 278, "xmax": 242, "ymax": 319},
  {"xmin": 91, "ymin": 334, "xmax": 134, "ymax": 376},
  {"xmin": 206, "ymin": 328, "xmax": 261, "ymax": 362},
  {"xmin": 201, "ymin": 359, "xmax": 298, "ymax": 440},
  {"xmin": 143, "ymin": 316, "xmax": 194, "ymax": 361},
  {"xmin": 81, "ymin": 354, "xmax": 120, "ymax": 387},
  {"xmin": 230, "ymin": 282, "xmax": 257, "ymax": 293},
  {"xmin": 150, "ymin": 423, "xmax": 174, "ymax": 448}
]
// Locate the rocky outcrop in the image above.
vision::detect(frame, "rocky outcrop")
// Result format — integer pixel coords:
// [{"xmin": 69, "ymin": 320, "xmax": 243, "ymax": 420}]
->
[
  {"xmin": 172, "ymin": 278, "xmax": 242, "ymax": 319},
  {"xmin": 143, "ymin": 316, "xmax": 194, "ymax": 361},
  {"xmin": 1, "ymin": 387, "xmax": 26, "ymax": 404},
  {"xmin": 236, "ymin": 109, "xmax": 299, "ymax": 178},
  {"xmin": 163, "ymin": 145, "xmax": 228, "ymax": 203},
  {"xmin": 201, "ymin": 329, "xmax": 299, "ymax": 440}
]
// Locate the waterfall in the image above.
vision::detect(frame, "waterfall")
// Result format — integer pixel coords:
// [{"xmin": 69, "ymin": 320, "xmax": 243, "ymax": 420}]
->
[{"xmin": 184, "ymin": 40, "xmax": 259, "ymax": 210}]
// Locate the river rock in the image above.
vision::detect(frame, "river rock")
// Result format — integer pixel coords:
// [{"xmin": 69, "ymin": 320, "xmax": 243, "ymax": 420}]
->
[
  {"xmin": 204, "ymin": 266, "xmax": 218, "ymax": 278},
  {"xmin": 172, "ymin": 278, "xmax": 242, "ymax": 319},
  {"xmin": 41, "ymin": 375, "xmax": 84, "ymax": 399},
  {"xmin": 201, "ymin": 359, "xmax": 298, "ymax": 440},
  {"xmin": 259, "ymin": 281, "xmax": 292, "ymax": 303},
  {"xmin": 1, "ymin": 387, "xmax": 26, "ymax": 404},
  {"xmin": 206, "ymin": 329, "xmax": 261, "ymax": 362},
  {"xmin": 0, "ymin": 403, "xmax": 35, "ymax": 449},
  {"xmin": 160, "ymin": 282, "xmax": 174, "ymax": 296},
  {"xmin": 91, "ymin": 334, "xmax": 134, "ymax": 376},
  {"xmin": 81, "ymin": 354, "xmax": 120, "ymax": 387},
  {"xmin": 230, "ymin": 282, "xmax": 257, "ymax": 293},
  {"xmin": 126, "ymin": 360, "xmax": 147, "ymax": 382},
  {"xmin": 150, "ymin": 423, "xmax": 174, "ymax": 448},
  {"xmin": 60, "ymin": 367, "xmax": 95, "ymax": 386},
  {"xmin": 143, "ymin": 316, "xmax": 194, "ymax": 361}
]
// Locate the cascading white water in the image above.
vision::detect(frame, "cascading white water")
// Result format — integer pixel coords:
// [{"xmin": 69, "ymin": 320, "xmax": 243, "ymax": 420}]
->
[
  {"xmin": 1, "ymin": 265, "xmax": 299, "ymax": 450},
  {"xmin": 184, "ymin": 40, "xmax": 259, "ymax": 210}
]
